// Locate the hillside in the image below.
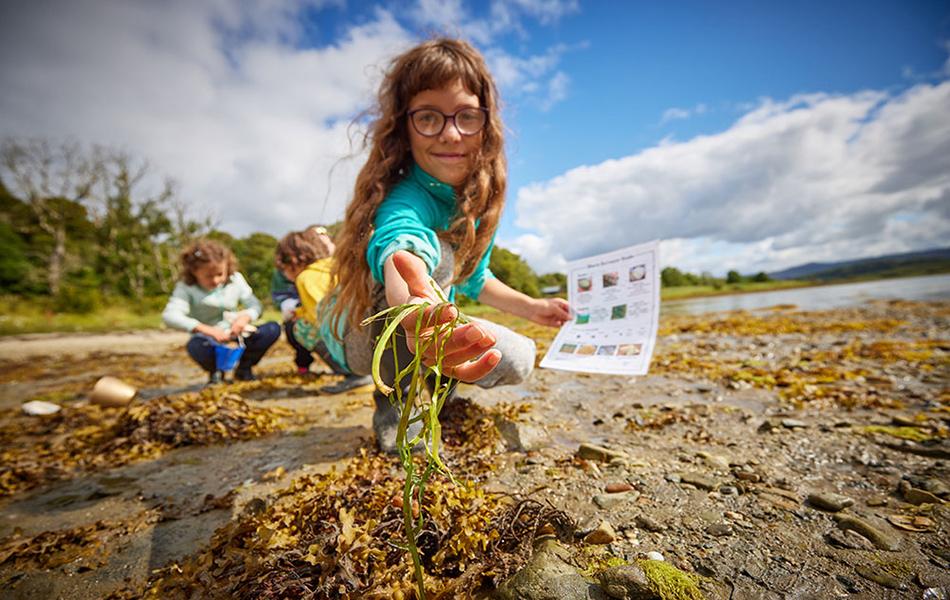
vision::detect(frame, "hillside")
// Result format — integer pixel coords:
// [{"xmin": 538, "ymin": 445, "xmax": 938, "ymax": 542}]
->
[{"xmin": 769, "ymin": 247, "xmax": 950, "ymax": 280}]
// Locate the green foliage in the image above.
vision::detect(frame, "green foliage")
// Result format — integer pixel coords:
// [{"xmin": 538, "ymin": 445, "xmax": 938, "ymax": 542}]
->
[
  {"xmin": 231, "ymin": 232, "xmax": 278, "ymax": 300},
  {"xmin": 538, "ymin": 271, "xmax": 566, "ymax": 292},
  {"xmin": 0, "ymin": 220, "xmax": 30, "ymax": 290},
  {"xmin": 489, "ymin": 246, "xmax": 540, "ymax": 297},
  {"xmin": 54, "ymin": 267, "xmax": 101, "ymax": 313},
  {"xmin": 1, "ymin": 139, "xmax": 214, "ymax": 309},
  {"xmin": 637, "ymin": 559, "xmax": 704, "ymax": 600},
  {"xmin": 663, "ymin": 267, "xmax": 726, "ymax": 288},
  {"xmin": 661, "ymin": 267, "xmax": 688, "ymax": 287},
  {"xmin": 752, "ymin": 271, "xmax": 770, "ymax": 282},
  {"xmin": 726, "ymin": 270, "xmax": 742, "ymax": 284}
]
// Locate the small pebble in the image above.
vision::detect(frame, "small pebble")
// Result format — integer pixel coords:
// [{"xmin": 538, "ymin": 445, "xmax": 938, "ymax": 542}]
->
[
  {"xmin": 645, "ymin": 551, "xmax": 664, "ymax": 561},
  {"xmin": 706, "ymin": 523, "xmax": 733, "ymax": 537},
  {"xmin": 634, "ymin": 514, "xmax": 666, "ymax": 532}
]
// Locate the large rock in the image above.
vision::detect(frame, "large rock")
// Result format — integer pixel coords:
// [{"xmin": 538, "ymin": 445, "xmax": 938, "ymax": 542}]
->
[{"xmin": 494, "ymin": 539, "xmax": 608, "ymax": 600}]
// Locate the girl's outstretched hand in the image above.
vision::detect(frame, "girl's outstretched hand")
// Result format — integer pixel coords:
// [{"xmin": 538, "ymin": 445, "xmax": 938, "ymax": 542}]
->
[
  {"xmin": 390, "ymin": 251, "xmax": 500, "ymax": 383},
  {"xmin": 526, "ymin": 297, "xmax": 571, "ymax": 327}
]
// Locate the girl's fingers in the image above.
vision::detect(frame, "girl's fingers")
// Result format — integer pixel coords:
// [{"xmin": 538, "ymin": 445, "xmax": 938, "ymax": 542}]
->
[
  {"xmin": 406, "ymin": 322, "xmax": 496, "ymax": 367},
  {"xmin": 437, "ymin": 333, "xmax": 496, "ymax": 367},
  {"xmin": 442, "ymin": 349, "xmax": 501, "ymax": 383},
  {"xmin": 430, "ymin": 323, "xmax": 493, "ymax": 361},
  {"xmin": 399, "ymin": 299, "xmax": 458, "ymax": 331}
]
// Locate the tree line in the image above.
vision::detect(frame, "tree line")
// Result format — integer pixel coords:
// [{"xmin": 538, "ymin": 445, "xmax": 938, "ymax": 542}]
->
[
  {"xmin": 661, "ymin": 266, "xmax": 770, "ymax": 288},
  {"xmin": 1, "ymin": 138, "xmax": 762, "ymax": 315},
  {"xmin": 0, "ymin": 139, "xmax": 568, "ymax": 314}
]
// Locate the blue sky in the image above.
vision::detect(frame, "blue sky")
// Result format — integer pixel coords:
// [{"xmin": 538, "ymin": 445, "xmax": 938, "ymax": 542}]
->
[{"xmin": 1, "ymin": 0, "xmax": 949, "ymax": 275}]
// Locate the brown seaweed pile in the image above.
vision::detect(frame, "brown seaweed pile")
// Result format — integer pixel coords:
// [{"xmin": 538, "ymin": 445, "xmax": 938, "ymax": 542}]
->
[{"xmin": 0, "ymin": 389, "xmax": 291, "ymax": 497}]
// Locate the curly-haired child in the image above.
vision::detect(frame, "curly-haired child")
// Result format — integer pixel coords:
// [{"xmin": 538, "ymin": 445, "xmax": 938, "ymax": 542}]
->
[
  {"xmin": 162, "ymin": 238, "xmax": 281, "ymax": 383},
  {"xmin": 326, "ymin": 38, "xmax": 571, "ymax": 452}
]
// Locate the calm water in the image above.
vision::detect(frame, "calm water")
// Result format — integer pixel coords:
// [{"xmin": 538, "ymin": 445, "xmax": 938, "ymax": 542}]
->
[{"xmin": 662, "ymin": 274, "xmax": 950, "ymax": 315}]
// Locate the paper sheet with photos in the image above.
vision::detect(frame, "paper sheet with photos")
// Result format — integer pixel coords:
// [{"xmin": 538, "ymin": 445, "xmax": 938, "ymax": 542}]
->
[{"xmin": 540, "ymin": 240, "xmax": 660, "ymax": 376}]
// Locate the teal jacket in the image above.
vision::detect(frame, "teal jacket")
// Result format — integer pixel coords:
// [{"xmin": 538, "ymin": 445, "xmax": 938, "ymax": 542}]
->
[
  {"xmin": 366, "ymin": 162, "xmax": 495, "ymax": 300},
  {"xmin": 319, "ymin": 163, "xmax": 496, "ymax": 371}
]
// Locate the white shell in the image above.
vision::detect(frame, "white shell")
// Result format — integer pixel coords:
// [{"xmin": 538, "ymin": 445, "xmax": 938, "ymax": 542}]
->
[
  {"xmin": 646, "ymin": 551, "xmax": 665, "ymax": 562},
  {"xmin": 22, "ymin": 400, "xmax": 62, "ymax": 415}
]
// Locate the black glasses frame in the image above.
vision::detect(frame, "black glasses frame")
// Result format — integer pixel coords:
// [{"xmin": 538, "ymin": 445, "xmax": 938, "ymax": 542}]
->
[{"xmin": 406, "ymin": 107, "xmax": 489, "ymax": 137}]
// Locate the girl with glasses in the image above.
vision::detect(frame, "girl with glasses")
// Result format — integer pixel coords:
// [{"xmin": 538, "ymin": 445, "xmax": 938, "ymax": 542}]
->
[{"xmin": 324, "ymin": 37, "xmax": 571, "ymax": 453}]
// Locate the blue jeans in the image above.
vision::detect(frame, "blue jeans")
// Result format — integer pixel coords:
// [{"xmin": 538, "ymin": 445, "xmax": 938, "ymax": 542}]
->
[{"xmin": 186, "ymin": 321, "xmax": 281, "ymax": 374}]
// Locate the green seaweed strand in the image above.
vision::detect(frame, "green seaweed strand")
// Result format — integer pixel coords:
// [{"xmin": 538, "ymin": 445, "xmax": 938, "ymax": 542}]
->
[{"xmin": 362, "ymin": 281, "xmax": 468, "ymax": 600}]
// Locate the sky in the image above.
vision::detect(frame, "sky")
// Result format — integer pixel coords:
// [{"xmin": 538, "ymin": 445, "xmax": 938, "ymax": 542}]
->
[{"xmin": 1, "ymin": 0, "xmax": 948, "ymax": 276}]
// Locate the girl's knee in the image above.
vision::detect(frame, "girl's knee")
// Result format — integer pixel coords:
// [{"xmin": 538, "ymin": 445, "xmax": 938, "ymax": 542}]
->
[
  {"xmin": 482, "ymin": 335, "xmax": 536, "ymax": 387},
  {"xmin": 259, "ymin": 321, "xmax": 281, "ymax": 343}
]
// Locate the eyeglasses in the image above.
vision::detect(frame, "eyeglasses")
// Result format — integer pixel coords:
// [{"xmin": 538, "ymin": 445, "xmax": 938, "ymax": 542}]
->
[{"xmin": 407, "ymin": 107, "xmax": 488, "ymax": 137}]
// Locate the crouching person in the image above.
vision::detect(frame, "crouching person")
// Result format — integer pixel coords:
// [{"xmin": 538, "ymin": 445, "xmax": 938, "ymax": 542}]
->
[{"xmin": 162, "ymin": 238, "xmax": 280, "ymax": 383}]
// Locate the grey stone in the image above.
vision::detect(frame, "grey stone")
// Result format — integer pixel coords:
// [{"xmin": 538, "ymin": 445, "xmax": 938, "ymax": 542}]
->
[
  {"xmin": 834, "ymin": 515, "xmax": 901, "ymax": 551},
  {"xmin": 697, "ymin": 451, "xmax": 730, "ymax": 470},
  {"xmin": 706, "ymin": 523, "xmax": 734, "ymax": 537},
  {"xmin": 781, "ymin": 419, "xmax": 807, "ymax": 429},
  {"xmin": 584, "ymin": 521, "xmax": 618, "ymax": 545},
  {"xmin": 594, "ymin": 491, "xmax": 637, "ymax": 509},
  {"xmin": 634, "ymin": 514, "xmax": 666, "ymax": 532},
  {"xmin": 807, "ymin": 492, "xmax": 854, "ymax": 512},
  {"xmin": 494, "ymin": 539, "xmax": 607, "ymax": 600},
  {"xmin": 922, "ymin": 478, "xmax": 950, "ymax": 498},
  {"xmin": 719, "ymin": 485, "xmax": 739, "ymax": 496},
  {"xmin": 854, "ymin": 565, "xmax": 907, "ymax": 590},
  {"xmin": 680, "ymin": 472, "xmax": 719, "ymax": 491},
  {"xmin": 899, "ymin": 481, "xmax": 944, "ymax": 505},
  {"xmin": 825, "ymin": 528, "xmax": 875, "ymax": 550},
  {"xmin": 597, "ymin": 564, "xmax": 654, "ymax": 600},
  {"xmin": 495, "ymin": 415, "xmax": 548, "ymax": 452},
  {"xmin": 577, "ymin": 443, "xmax": 628, "ymax": 463}
]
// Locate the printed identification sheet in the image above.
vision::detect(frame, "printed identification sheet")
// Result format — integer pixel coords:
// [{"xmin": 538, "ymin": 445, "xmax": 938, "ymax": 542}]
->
[{"xmin": 540, "ymin": 240, "xmax": 660, "ymax": 376}]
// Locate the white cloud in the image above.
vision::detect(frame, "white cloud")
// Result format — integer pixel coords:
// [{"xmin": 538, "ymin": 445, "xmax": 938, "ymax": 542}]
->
[
  {"xmin": 0, "ymin": 1, "xmax": 412, "ymax": 236},
  {"xmin": 501, "ymin": 232, "xmax": 568, "ymax": 274},
  {"xmin": 540, "ymin": 71, "xmax": 570, "ymax": 111},
  {"xmin": 485, "ymin": 43, "xmax": 579, "ymax": 109},
  {"xmin": 660, "ymin": 103, "xmax": 707, "ymax": 124},
  {"xmin": 494, "ymin": 0, "xmax": 580, "ymax": 27},
  {"xmin": 407, "ymin": 0, "xmax": 580, "ymax": 109},
  {"xmin": 513, "ymin": 80, "xmax": 950, "ymax": 275}
]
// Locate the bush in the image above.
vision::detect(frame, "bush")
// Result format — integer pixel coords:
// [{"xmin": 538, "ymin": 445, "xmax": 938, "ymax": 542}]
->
[{"xmin": 54, "ymin": 268, "xmax": 101, "ymax": 313}]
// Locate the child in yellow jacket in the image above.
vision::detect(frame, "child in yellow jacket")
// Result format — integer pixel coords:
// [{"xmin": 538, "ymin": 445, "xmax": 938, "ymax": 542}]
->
[{"xmin": 275, "ymin": 228, "xmax": 371, "ymax": 393}]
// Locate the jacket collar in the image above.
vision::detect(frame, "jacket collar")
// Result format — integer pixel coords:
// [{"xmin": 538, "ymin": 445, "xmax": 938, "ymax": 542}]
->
[{"xmin": 410, "ymin": 162, "xmax": 456, "ymax": 206}]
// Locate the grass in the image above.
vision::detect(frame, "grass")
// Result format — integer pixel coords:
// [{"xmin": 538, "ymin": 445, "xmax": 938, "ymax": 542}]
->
[
  {"xmin": 0, "ymin": 295, "xmax": 281, "ymax": 336},
  {"xmin": 660, "ymin": 279, "xmax": 811, "ymax": 300}
]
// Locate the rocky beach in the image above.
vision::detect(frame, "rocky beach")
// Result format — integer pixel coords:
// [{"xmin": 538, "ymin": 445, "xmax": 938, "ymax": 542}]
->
[{"xmin": 0, "ymin": 299, "xmax": 947, "ymax": 599}]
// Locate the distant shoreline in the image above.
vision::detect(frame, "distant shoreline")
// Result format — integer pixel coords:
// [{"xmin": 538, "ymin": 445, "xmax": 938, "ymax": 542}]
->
[{"xmin": 660, "ymin": 271, "xmax": 950, "ymax": 302}]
